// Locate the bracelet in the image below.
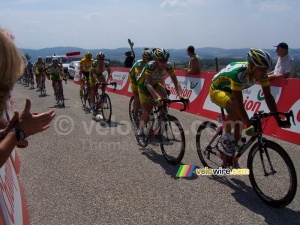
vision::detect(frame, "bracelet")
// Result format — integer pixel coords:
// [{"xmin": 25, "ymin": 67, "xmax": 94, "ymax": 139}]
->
[{"xmin": 10, "ymin": 127, "xmax": 25, "ymax": 142}]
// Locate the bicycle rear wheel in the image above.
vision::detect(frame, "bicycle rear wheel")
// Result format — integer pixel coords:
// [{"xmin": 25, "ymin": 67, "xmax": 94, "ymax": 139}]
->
[
  {"xmin": 159, "ymin": 115, "xmax": 185, "ymax": 165},
  {"xmin": 196, "ymin": 121, "xmax": 223, "ymax": 168},
  {"xmin": 100, "ymin": 93, "xmax": 112, "ymax": 122},
  {"xmin": 247, "ymin": 140, "xmax": 297, "ymax": 208}
]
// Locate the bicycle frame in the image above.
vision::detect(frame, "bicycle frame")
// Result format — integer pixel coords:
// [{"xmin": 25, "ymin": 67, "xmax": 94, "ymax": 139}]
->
[
  {"xmin": 145, "ymin": 98, "xmax": 189, "ymax": 138},
  {"xmin": 210, "ymin": 110, "xmax": 295, "ymax": 163}
]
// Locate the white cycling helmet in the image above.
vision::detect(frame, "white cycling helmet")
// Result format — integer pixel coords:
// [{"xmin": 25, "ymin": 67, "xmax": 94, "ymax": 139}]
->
[{"xmin": 247, "ymin": 48, "xmax": 272, "ymax": 68}]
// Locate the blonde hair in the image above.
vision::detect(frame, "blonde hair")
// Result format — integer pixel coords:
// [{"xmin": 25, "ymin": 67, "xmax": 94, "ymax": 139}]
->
[{"xmin": 0, "ymin": 28, "xmax": 24, "ymax": 115}]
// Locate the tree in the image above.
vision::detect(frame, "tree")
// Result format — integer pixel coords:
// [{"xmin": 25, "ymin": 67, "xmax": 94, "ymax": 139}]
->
[{"xmin": 24, "ymin": 53, "xmax": 31, "ymax": 61}]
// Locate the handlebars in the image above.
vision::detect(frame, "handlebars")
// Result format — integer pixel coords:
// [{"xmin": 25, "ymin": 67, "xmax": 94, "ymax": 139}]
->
[
  {"xmin": 95, "ymin": 81, "xmax": 117, "ymax": 91},
  {"xmin": 253, "ymin": 110, "xmax": 295, "ymax": 126},
  {"xmin": 151, "ymin": 97, "xmax": 190, "ymax": 112}
]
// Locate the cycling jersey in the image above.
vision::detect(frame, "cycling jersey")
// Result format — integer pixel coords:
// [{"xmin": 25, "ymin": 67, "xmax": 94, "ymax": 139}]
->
[
  {"xmin": 26, "ymin": 64, "xmax": 33, "ymax": 75},
  {"xmin": 80, "ymin": 57, "xmax": 94, "ymax": 72},
  {"xmin": 211, "ymin": 62, "xmax": 269, "ymax": 92},
  {"xmin": 46, "ymin": 64, "xmax": 63, "ymax": 80},
  {"xmin": 34, "ymin": 62, "xmax": 46, "ymax": 75},
  {"xmin": 129, "ymin": 60, "xmax": 147, "ymax": 82},
  {"xmin": 89, "ymin": 60, "xmax": 110, "ymax": 86},
  {"xmin": 137, "ymin": 61, "xmax": 176, "ymax": 93}
]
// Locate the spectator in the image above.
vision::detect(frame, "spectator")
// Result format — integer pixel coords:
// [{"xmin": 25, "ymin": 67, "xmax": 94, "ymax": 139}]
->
[
  {"xmin": 183, "ymin": 45, "xmax": 201, "ymax": 74},
  {"xmin": 0, "ymin": 28, "xmax": 56, "ymax": 168},
  {"xmin": 124, "ymin": 50, "xmax": 135, "ymax": 68},
  {"xmin": 268, "ymin": 42, "xmax": 295, "ymax": 80}
]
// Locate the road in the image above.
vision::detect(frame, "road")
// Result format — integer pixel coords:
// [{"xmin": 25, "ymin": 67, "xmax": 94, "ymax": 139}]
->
[{"xmin": 11, "ymin": 79, "xmax": 300, "ymax": 225}]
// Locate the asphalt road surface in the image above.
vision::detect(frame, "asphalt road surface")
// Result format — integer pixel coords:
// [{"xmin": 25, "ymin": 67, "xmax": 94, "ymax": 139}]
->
[{"xmin": 11, "ymin": 79, "xmax": 300, "ymax": 225}]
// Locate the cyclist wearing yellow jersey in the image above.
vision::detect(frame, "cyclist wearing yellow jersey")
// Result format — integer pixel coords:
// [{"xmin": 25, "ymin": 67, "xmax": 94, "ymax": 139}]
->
[
  {"xmin": 79, "ymin": 51, "xmax": 94, "ymax": 99},
  {"xmin": 44, "ymin": 58, "xmax": 65, "ymax": 97},
  {"xmin": 89, "ymin": 52, "xmax": 113, "ymax": 115},
  {"xmin": 33, "ymin": 56, "xmax": 46, "ymax": 90},
  {"xmin": 129, "ymin": 48, "xmax": 153, "ymax": 122},
  {"xmin": 136, "ymin": 48, "xmax": 183, "ymax": 144},
  {"xmin": 210, "ymin": 48, "xmax": 290, "ymax": 157}
]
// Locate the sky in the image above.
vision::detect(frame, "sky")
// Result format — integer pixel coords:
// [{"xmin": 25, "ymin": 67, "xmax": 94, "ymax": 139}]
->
[{"xmin": 1, "ymin": 0, "xmax": 300, "ymax": 50}]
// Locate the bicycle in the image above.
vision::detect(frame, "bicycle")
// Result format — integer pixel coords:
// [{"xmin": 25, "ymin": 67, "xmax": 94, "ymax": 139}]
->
[
  {"xmin": 80, "ymin": 78, "xmax": 91, "ymax": 109},
  {"xmin": 133, "ymin": 97, "xmax": 189, "ymax": 165},
  {"xmin": 129, "ymin": 95, "xmax": 138, "ymax": 123},
  {"xmin": 196, "ymin": 109, "xmax": 297, "ymax": 208},
  {"xmin": 39, "ymin": 74, "xmax": 46, "ymax": 96},
  {"xmin": 129, "ymin": 88, "xmax": 171, "ymax": 122},
  {"xmin": 27, "ymin": 70, "xmax": 35, "ymax": 89},
  {"xmin": 94, "ymin": 82, "xmax": 117, "ymax": 122},
  {"xmin": 54, "ymin": 78, "xmax": 67, "ymax": 107}
]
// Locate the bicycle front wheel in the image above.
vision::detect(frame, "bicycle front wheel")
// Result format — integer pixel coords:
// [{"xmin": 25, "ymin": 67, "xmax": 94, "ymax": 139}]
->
[
  {"xmin": 100, "ymin": 93, "xmax": 112, "ymax": 122},
  {"xmin": 129, "ymin": 96, "xmax": 134, "ymax": 122},
  {"xmin": 196, "ymin": 121, "xmax": 223, "ymax": 168},
  {"xmin": 159, "ymin": 115, "xmax": 185, "ymax": 165},
  {"xmin": 247, "ymin": 140, "xmax": 297, "ymax": 208}
]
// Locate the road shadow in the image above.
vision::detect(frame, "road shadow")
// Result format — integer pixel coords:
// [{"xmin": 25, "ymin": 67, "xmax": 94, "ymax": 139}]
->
[
  {"xmin": 92, "ymin": 116, "xmax": 124, "ymax": 128},
  {"xmin": 38, "ymin": 93, "xmax": 49, "ymax": 98},
  {"xmin": 209, "ymin": 176, "xmax": 300, "ymax": 225},
  {"xmin": 141, "ymin": 147, "xmax": 198, "ymax": 180}
]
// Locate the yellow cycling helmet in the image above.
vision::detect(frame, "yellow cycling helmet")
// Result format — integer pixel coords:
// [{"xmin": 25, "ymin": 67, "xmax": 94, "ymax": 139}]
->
[{"xmin": 85, "ymin": 51, "xmax": 92, "ymax": 58}]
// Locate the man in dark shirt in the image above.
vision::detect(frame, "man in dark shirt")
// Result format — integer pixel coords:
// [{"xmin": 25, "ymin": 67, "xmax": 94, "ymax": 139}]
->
[{"xmin": 124, "ymin": 50, "xmax": 135, "ymax": 68}]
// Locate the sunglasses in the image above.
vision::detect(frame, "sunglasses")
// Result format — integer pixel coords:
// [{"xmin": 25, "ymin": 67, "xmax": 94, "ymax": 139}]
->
[{"xmin": 158, "ymin": 59, "xmax": 168, "ymax": 63}]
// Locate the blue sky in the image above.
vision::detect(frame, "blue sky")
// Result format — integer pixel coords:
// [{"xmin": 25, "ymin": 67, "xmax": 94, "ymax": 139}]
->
[{"xmin": 1, "ymin": 0, "xmax": 300, "ymax": 50}]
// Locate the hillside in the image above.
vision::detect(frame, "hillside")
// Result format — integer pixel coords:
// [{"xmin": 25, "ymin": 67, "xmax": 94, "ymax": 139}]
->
[{"xmin": 21, "ymin": 46, "xmax": 300, "ymax": 64}]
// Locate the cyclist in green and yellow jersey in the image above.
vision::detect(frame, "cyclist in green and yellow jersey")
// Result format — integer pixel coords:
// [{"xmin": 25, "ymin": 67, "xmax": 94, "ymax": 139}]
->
[
  {"xmin": 33, "ymin": 56, "xmax": 46, "ymax": 90},
  {"xmin": 44, "ymin": 58, "xmax": 65, "ymax": 97},
  {"xmin": 129, "ymin": 48, "xmax": 153, "ymax": 122},
  {"xmin": 210, "ymin": 48, "xmax": 290, "ymax": 157},
  {"xmin": 89, "ymin": 52, "xmax": 113, "ymax": 115},
  {"xmin": 136, "ymin": 48, "xmax": 183, "ymax": 145}
]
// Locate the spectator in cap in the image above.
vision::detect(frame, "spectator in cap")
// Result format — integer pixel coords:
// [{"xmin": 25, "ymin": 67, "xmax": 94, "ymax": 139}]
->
[
  {"xmin": 124, "ymin": 50, "xmax": 135, "ymax": 68},
  {"xmin": 268, "ymin": 42, "xmax": 295, "ymax": 79},
  {"xmin": 183, "ymin": 45, "xmax": 201, "ymax": 74}
]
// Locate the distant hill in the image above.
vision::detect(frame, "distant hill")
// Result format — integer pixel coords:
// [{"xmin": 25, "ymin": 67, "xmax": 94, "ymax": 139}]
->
[{"xmin": 20, "ymin": 46, "xmax": 300, "ymax": 63}]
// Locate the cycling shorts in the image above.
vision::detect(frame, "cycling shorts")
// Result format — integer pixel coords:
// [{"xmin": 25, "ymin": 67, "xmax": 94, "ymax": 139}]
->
[
  {"xmin": 50, "ymin": 74, "xmax": 61, "ymax": 81},
  {"xmin": 138, "ymin": 83, "xmax": 166, "ymax": 104},
  {"xmin": 90, "ymin": 74, "xmax": 105, "ymax": 87},
  {"xmin": 209, "ymin": 86, "xmax": 232, "ymax": 109},
  {"xmin": 82, "ymin": 71, "xmax": 89, "ymax": 79},
  {"xmin": 130, "ymin": 79, "xmax": 138, "ymax": 92}
]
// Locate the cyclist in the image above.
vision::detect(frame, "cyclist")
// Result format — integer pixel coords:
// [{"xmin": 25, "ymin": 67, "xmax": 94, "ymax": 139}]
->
[
  {"xmin": 26, "ymin": 61, "xmax": 34, "ymax": 88},
  {"xmin": 210, "ymin": 48, "xmax": 291, "ymax": 157},
  {"xmin": 89, "ymin": 52, "xmax": 113, "ymax": 115},
  {"xmin": 44, "ymin": 58, "xmax": 65, "ymax": 98},
  {"xmin": 79, "ymin": 51, "xmax": 94, "ymax": 104},
  {"xmin": 129, "ymin": 48, "xmax": 153, "ymax": 123},
  {"xmin": 33, "ymin": 56, "xmax": 46, "ymax": 90},
  {"xmin": 136, "ymin": 48, "xmax": 183, "ymax": 145}
]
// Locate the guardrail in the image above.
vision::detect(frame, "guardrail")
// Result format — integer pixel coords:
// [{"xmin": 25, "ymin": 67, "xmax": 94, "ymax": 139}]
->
[{"xmin": 75, "ymin": 67, "xmax": 300, "ymax": 145}]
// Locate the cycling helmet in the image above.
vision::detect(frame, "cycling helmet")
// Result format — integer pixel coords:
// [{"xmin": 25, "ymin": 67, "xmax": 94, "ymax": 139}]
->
[
  {"xmin": 247, "ymin": 48, "xmax": 272, "ymax": 68},
  {"xmin": 96, "ymin": 52, "xmax": 105, "ymax": 60},
  {"xmin": 85, "ymin": 51, "xmax": 92, "ymax": 57},
  {"xmin": 142, "ymin": 49, "xmax": 153, "ymax": 59},
  {"xmin": 37, "ymin": 56, "xmax": 43, "ymax": 62},
  {"xmin": 52, "ymin": 58, "xmax": 59, "ymax": 64},
  {"xmin": 153, "ymin": 48, "xmax": 170, "ymax": 60}
]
